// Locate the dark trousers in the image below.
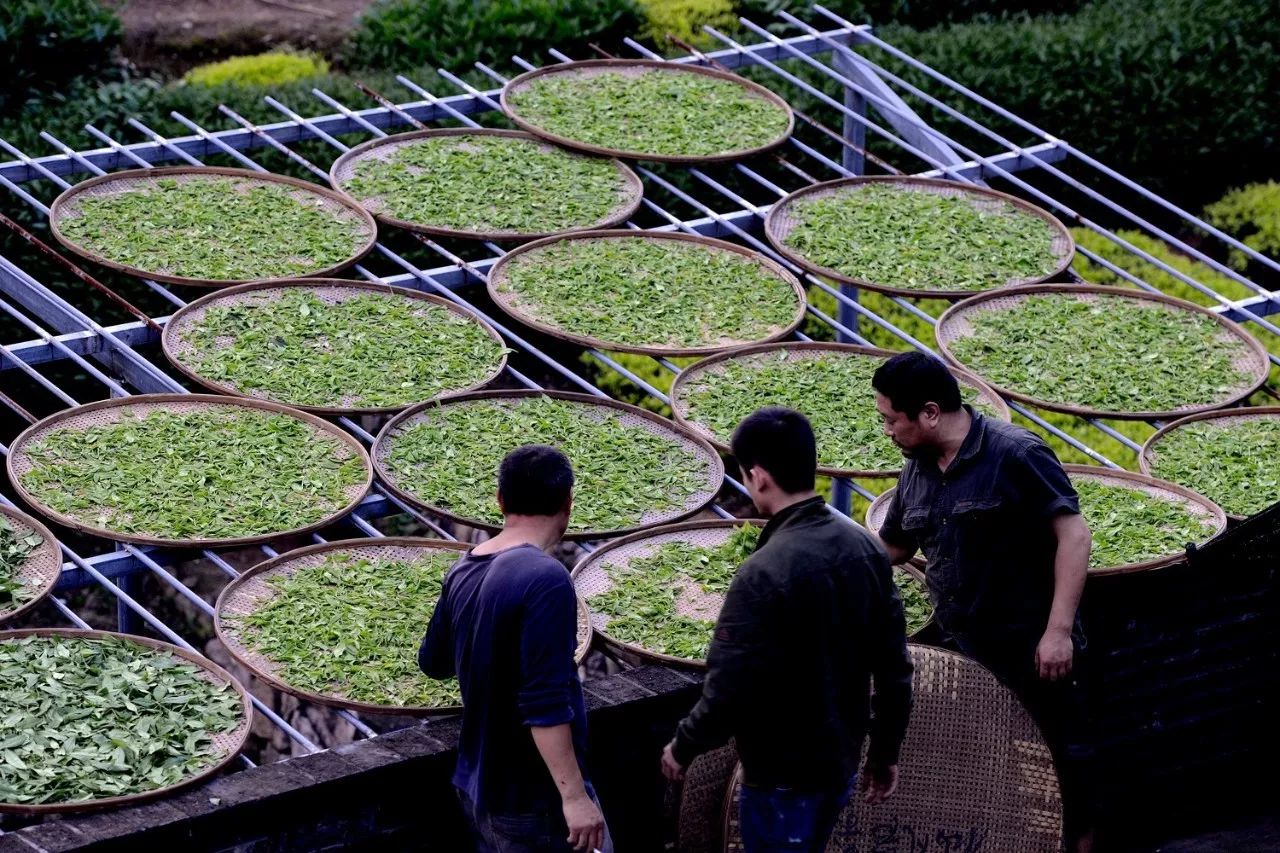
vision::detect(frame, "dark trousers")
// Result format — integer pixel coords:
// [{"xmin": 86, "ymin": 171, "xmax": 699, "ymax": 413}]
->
[
  {"xmin": 457, "ymin": 788, "xmax": 614, "ymax": 853},
  {"xmin": 738, "ymin": 776, "xmax": 858, "ymax": 853}
]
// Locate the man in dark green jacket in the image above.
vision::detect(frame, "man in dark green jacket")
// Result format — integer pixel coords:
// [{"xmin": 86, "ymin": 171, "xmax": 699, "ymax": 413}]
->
[{"xmin": 660, "ymin": 407, "xmax": 914, "ymax": 852}]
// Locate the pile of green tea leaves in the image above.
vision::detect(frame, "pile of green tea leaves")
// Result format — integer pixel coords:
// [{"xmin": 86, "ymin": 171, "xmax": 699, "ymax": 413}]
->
[
  {"xmin": 679, "ymin": 351, "xmax": 998, "ymax": 472},
  {"xmin": 342, "ymin": 134, "xmax": 631, "ymax": 233},
  {"xmin": 1146, "ymin": 416, "xmax": 1280, "ymax": 517},
  {"xmin": 18, "ymin": 408, "xmax": 366, "ymax": 540},
  {"xmin": 894, "ymin": 571, "xmax": 933, "ymax": 635},
  {"xmin": 1075, "ymin": 477, "xmax": 1218, "ymax": 568},
  {"xmin": 179, "ymin": 289, "xmax": 507, "ymax": 409},
  {"xmin": 59, "ymin": 176, "xmax": 367, "ymax": 280},
  {"xmin": 0, "ymin": 635, "xmax": 243, "ymax": 806},
  {"xmin": 508, "ymin": 69, "xmax": 790, "ymax": 158},
  {"xmin": 780, "ymin": 184, "xmax": 1060, "ymax": 292},
  {"xmin": 384, "ymin": 396, "xmax": 712, "ymax": 532},
  {"xmin": 0, "ymin": 518, "xmax": 42, "ymax": 612},
  {"xmin": 231, "ymin": 552, "xmax": 461, "ymax": 707},
  {"xmin": 947, "ymin": 295, "xmax": 1254, "ymax": 413},
  {"xmin": 590, "ymin": 524, "xmax": 759, "ymax": 660},
  {"xmin": 498, "ymin": 237, "xmax": 800, "ymax": 350}
]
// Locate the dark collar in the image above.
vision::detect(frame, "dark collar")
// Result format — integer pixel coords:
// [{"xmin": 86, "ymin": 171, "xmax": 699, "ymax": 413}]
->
[
  {"xmin": 758, "ymin": 495, "xmax": 827, "ymax": 549},
  {"xmin": 955, "ymin": 405, "xmax": 987, "ymax": 463}
]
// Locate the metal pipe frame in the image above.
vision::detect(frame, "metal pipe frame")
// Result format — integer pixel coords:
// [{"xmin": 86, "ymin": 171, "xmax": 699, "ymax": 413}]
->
[{"xmin": 0, "ymin": 10, "xmax": 1276, "ymax": 760}]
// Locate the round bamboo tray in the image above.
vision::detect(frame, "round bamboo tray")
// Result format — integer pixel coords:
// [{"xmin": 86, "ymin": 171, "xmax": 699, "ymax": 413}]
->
[
  {"xmin": 162, "ymin": 278, "xmax": 508, "ymax": 415},
  {"xmin": 935, "ymin": 284, "xmax": 1270, "ymax": 419},
  {"xmin": 328, "ymin": 128, "xmax": 644, "ymax": 241},
  {"xmin": 49, "ymin": 166, "xmax": 377, "ymax": 287},
  {"xmin": 0, "ymin": 628, "xmax": 253, "ymax": 816},
  {"xmin": 500, "ymin": 59, "xmax": 795, "ymax": 164},
  {"xmin": 670, "ymin": 341, "xmax": 1010, "ymax": 478},
  {"xmin": 486, "ymin": 230, "xmax": 807, "ymax": 358},
  {"xmin": 0, "ymin": 505, "xmax": 62, "ymax": 626},
  {"xmin": 764, "ymin": 176, "xmax": 1075, "ymax": 299},
  {"xmin": 372, "ymin": 390, "xmax": 725, "ymax": 541},
  {"xmin": 214, "ymin": 537, "xmax": 593, "ymax": 716},
  {"xmin": 866, "ymin": 465, "xmax": 1226, "ymax": 577},
  {"xmin": 1139, "ymin": 406, "xmax": 1280, "ymax": 521},
  {"xmin": 714, "ymin": 645, "xmax": 1064, "ymax": 852},
  {"xmin": 6, "ymin": 394, "xmax": 373, "ymax": 548}
]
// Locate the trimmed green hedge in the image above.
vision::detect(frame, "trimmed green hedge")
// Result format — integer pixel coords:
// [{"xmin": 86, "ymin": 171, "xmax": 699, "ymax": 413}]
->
[{"xmin": 1204, "ymin": 182, "xmax": 1280, "ymax": 272}]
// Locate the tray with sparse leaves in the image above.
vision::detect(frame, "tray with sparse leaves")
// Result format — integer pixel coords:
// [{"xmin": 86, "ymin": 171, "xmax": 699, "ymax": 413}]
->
[
  {"xmin": 0, "ymin": 630, "xmax": 251, "ymax": 815},
  {"xmin": 0, "ymin": 507, "xmax": 61, "ymax": 625}
]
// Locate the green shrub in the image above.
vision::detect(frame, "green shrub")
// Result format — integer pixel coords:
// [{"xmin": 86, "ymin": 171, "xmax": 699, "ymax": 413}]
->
[
  {"xmin": 0, "ymin": 0, "xmax": 121, "ymax": 113},
  {"xmin": 184, "ymin": 52, "xmax": 330, "ymax": 89},
  {"xmin": 1204, "ymin": 182, "xmax": 1280, "ymax": 271},
  {"xmin": 877, "ymin": 0, "xmax": 1280, "ymax": 205},
  {"xmin": 640, "ymin": 0, "xmax": 737, "ymax": 49},
  {"xmin": 347, "ymin": 0, "xmax": 645, "ymax": 73}
]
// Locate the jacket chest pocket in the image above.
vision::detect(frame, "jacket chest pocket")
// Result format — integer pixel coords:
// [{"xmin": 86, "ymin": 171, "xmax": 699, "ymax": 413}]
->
[{"xmin": 949, "ymin": 496, "xmax": 1005, "ymax": 548}]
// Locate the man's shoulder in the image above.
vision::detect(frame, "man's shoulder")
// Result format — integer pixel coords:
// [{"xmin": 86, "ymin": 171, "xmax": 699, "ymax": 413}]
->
[
  {"xmin": 981, "ymin": 416, "xmax": 1048, "ymax": 458},
  {"xmin": 484, "ymin": 547, "xmax": 571, "ymax": 591},
  {"xmin": 752, "ymin": 507, "xmax": 885, "ymax": 571}
]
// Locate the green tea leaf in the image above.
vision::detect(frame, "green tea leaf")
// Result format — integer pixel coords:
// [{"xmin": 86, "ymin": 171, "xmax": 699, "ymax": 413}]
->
[
  {"xmin": 1076, "ymin": 477, "xmax": 1217, "ymax": 568},
  {"xmin": 1146, "ymin": 416, "xmax": 1280, "ymax": 517},
  {"xmin": 0, "ymin": 518, "xmax": 42, "ymax": 612}
]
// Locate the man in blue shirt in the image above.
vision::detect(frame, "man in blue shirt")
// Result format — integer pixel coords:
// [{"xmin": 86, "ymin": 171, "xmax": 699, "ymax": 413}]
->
[{"xmin": 420, "ymin": 445, "xmax": 609, "ymax": 853}]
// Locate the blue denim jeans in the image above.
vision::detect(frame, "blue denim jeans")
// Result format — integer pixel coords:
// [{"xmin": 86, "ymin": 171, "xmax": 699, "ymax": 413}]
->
[
  {"xmin": 457, "ymin": 788, "xmax": 614, "ymax": 853},
  {"xmin": 738, "ymin": 776, "xmax": 857, "ymax": 853}
]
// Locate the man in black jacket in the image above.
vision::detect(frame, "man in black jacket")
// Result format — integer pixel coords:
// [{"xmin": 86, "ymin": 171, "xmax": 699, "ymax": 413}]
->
[{"xmin": 661, "ymin": 408, "xmax": 914, "ymax": 852}]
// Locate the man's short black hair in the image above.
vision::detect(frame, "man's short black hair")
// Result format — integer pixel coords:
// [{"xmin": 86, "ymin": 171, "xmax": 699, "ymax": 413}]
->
[
  {"xmin": 730, "ymin": 407, "xmax": 816, "ymax": 494},
  {"xmin": 872, "ymin": 351, "xmax": 962, "ymax": 418},
  {"xmin": 498, "ymin": 445, "xmax": 574, "ymax": 516}
]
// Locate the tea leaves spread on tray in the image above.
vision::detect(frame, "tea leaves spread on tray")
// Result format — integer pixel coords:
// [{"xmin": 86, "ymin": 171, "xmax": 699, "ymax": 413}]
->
[
  {"xmin": 894, "ymin": 570, "xmax": 932, "ymax": 636},
  {"xmin": 590, "ymin": 524, "xmax": 759, "ymax": 660},
  {"xmin": 1075, "ymin": 477, "xmax": 1217, "ymax": 568},
  {"xmin": 509, "ymin": 69, "xmax": 790, "ymax": 158},
  {"xmin": 1146, "ymin": 416, "xmax": 1280, "ymax": 517},
  {"xmin": 232, "ymin": 552, "xmax": 461, "ymax": 707},
  {"xmin": 498, "ymin": 236, "xmax": 800, "ymax": 350},
  {"xmin": 383, "ymin": 395, "xmax": 712, "ymax": 533},
  {"xmin": 679, "ymin": 350, "xmax": 998, "ymax": 472},
  {"xmin": 179, "ymin": 289, "xmax": 507, "ymax": 409},
  {"xmin": 947, "ymin": 294, "xmax": 1253, "ymax": 412},
  {"xmin": 342, "ymin": 134, "xmax": 630, "ymax": 233},
  {"xmin": 0, "ymin": 635, "xmax": 242, "ymax": 806},
  {"xmin": 780, "ymin": 184, "xmax": 1059, "ymax": 292},
  {"xmin": 0, "ymin": 519, "xmax": 42, "ymax": 612},
  {"xmin": 18, "ymin": 408, "xmax": 366, "ymax": 540},
  {"xmin": 59, "ymin": 176, "xmax": 366, "ymax": 280}
]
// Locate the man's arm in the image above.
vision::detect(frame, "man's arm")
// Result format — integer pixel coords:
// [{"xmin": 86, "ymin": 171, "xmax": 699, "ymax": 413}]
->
[
  {"xmin": 864, "ymin": 556, "xmax": 913, "ymax": 803},
  {"xmin": 1039, "ymin": 512, "xmax": 1091, "ymax": 681},
  {"xmin": 418, "ymin": 581, "xmax": 455, "ymax": 679},
  {"xmin": 875, "ymin": 487, "xmax": 920, "ymax": 566},
  {"xmin": 531, "ymin": 725, "xmax": 604, "ymax": 852}
]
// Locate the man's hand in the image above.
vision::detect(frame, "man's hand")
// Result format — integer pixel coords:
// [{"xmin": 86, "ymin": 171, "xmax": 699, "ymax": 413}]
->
[
  {"xmin": 1036, "ymin": 627, "xmax": 1074, "ymax": 681},
  {"xmin": 862, "ymin": 764, "xmax": 899, "ymax": 804},
  {"xmin": 563, "ymin": 792, "xmax": 605, "ymax": 852},
  {"xmin": 661, "ymin": 742, "xmax": 686, "ymax": 782}
]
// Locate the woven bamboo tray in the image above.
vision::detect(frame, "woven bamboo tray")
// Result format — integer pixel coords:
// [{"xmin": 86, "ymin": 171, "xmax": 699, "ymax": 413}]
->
[
  {"xmin": 0, "ymin": 628, "xmax": 253, "ymax": 816},
  {"xmin": 214, "ymin": 538, "xmax": 592, "ymax": 715},
  {"xmin": 764, "ymin": 176, "xmax": 1075, "ymax": 299},
  {"xmin": 486, "ymin": 230, "xmax": 807, "ymax": 358},
  {"xmin": 1140, "ymin": 406, "xmax": 1280, "ymax": 521},
  {"xmin": 678, "ymin": 743, "xmax": 741, "ymax": 853},
  {"xmin": 5, "ymin": 394, "xmax": 373, "ymax": 548},
  {"xmin": 0, "ymin": 505, "xmax": 62, "ymax": 626},
  {"xmin": 500, "ymin": 59, "xmax": 795, "ymax": 164},
  {"xmin": 713, "ymin": 645, "xmax": 1063, "ymax": 852},
  {"xmin": 161, "ymin": 279, "xmax": 508, "ymax": 415},
  {"xmin": 670, "ymin": 342, "xmax": 1011, "ymax": 477},
  {"xmin": 328, "ymin": 128, "xmax": 644, "ymax": 241},
  {"xmin": 935, "ymin": 284, "xmax": 1271, "ymax": 419},
  {"xmin": 866, "ymin": 465, "xmax": 1226, "ymax": 577},
  {"xmin": 49, "ymin": 166, "xmax": 378, "ymax": 287},
  {"xmin": 372, "ymin": 390, "xmax": 725, "ymax": 541}
]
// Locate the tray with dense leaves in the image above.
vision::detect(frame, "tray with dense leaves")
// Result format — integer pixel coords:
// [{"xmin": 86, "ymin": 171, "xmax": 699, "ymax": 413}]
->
[
  {"xmin": 866, "ymin": 465, "xmax": 1226, "ymax": 576},
  {"xmin": 329, "ymin": 129, "xmax": 643, "ymax": 240},
  {"xmin": 574, "ymin": 519, "xmax": 929, "ymax": 667},
  {"xmin": 487, "ymin": 231, "xmax": 806, "ymax": 357},
  {"xmin": 1140, "ymin": 407, "xmax": 1280, "ymax": 520},
  {"xmin": 162, "ymin": 279, "xmax": 509, "ymax": 414},
  {"xmin": 373, "ymin": 391, "xmax": 724, "ymax": 540},
  {"xmin": 501, "ymin": 59, "xmax": 794, "ymax": 163},
  {"xmin": 49, "ymin": 167, "xmax": 377, "ymax": 287},
  {"xmin": 764, "ymin": 176, "xmax": 1074, "ymax": 299},
  {"xmin": 671, "ymin": 342, "xmax": 1010, "ymax": 478},
  {"xmin": 936, "ymin": 285, "xmax": 1270, "ymax": 419},
  {"xmin": 6, "ymin": 395, "xmax": 372, "ymax": 547},
  {"xmin": 216, "ymin": 538, "xmax": 589, "ymax": 714},
  {"xmin": 0, "ymin": 630, "xmax": 251, "ymax": 815},
  {"xmin": 0, "ymin": 506, "xmax": 61, "ymax": 625}
]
